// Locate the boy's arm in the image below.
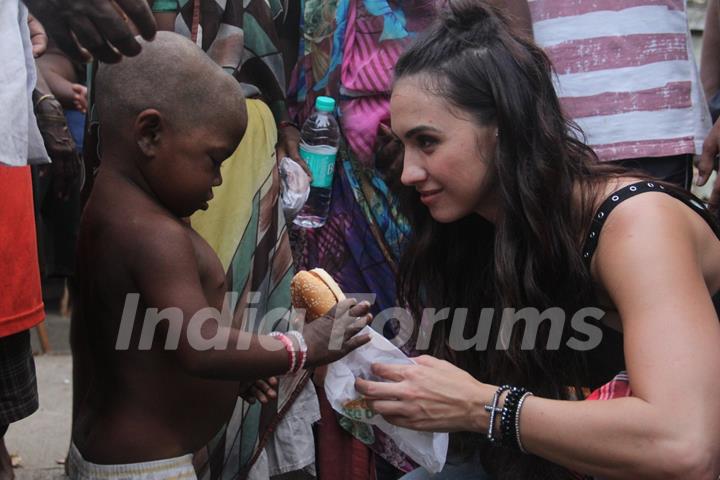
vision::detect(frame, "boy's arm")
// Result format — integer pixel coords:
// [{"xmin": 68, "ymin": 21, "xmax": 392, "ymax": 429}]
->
[
  {"xmin": 128, "ymin": 219, "xmax": 370, "ymax": 380},
  {"xmin": 37, "ymin": 50, "xmax": 80, "ymax": 109}
]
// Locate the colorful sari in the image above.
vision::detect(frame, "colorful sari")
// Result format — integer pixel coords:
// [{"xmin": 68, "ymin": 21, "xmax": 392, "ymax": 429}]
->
[{"xmin": 287, "ymin": 0, "xmax": 438, "ymax": 474}]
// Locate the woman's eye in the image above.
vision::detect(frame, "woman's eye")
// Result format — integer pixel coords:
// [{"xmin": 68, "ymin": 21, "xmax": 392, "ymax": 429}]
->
[{"xmin": 417, "ymin": 135, "xmax": 437, "ymax": 149}]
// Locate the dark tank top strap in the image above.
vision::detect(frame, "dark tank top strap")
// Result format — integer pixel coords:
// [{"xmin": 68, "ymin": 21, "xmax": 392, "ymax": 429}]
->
[{"xmin": 582, "ymin": 180, "xmax": 718, "ymax": 267}]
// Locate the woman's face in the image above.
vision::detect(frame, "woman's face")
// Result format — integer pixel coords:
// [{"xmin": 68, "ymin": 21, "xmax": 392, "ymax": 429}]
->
[{"xmin": 391, "ymin": 76, "xmax": 499, "ymax": 223}]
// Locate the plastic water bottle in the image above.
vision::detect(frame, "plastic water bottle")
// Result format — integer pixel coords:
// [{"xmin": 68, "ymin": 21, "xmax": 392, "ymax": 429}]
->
[{"xmin": 293, "ymin": 96, "xmax": 340, "ymax": 228}]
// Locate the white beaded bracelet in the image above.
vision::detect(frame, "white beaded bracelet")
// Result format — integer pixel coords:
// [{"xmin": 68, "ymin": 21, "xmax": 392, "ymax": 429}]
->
[{"xmin": 515, "ymin": 392, "xmax": 534, "ymax": 454}]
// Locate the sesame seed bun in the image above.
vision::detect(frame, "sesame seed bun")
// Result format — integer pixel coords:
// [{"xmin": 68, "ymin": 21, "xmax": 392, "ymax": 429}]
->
[{"xmin": 291, "ymin": 268, "xmax": 346, "ymax": 322}]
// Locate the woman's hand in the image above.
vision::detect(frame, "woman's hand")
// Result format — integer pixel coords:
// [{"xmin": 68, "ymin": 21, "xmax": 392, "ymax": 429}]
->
[{"xmin": 355, "ymin": 355, "xmax": 490, "ymax": 433}]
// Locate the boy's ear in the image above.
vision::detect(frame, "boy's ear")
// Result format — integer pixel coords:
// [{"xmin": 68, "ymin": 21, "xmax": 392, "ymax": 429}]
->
[{"xmin": 135, "ymin": 109, "xmax": 163, "ymax": 157}]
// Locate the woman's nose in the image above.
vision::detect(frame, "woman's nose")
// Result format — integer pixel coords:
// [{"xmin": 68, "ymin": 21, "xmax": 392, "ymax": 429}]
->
[{"xmin": 400, "ymin": 154, "xmax": 427, "ymax": 186}]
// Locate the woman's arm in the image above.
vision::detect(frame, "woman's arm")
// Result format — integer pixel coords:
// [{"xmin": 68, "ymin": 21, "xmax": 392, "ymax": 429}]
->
[
  {"xmin": 358, "ymin": 194, "xmax": 720, "ymax": 479},
  {"xmin": 523, "ymin": 194, "xmax": 720, "ymax": 478}
]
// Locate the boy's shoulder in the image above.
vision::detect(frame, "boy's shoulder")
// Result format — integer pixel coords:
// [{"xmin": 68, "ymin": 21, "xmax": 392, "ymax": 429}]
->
[
  {"xmin": 122, "ymin": 211, "xmax": 195, "ymax": 263},
  {"xmin": 85, "ymin": 195, "xmax": 196, "ymax": 272},
  {"xmin": 108, "ymin": 210, "xmax": 208, "ymax": 297},
  {"xmin": 83, "ymin": 176, "xmax": 215, "ymax": 286}
]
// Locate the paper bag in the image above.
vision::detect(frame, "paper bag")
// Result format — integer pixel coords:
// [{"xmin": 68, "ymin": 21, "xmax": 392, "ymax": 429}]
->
[{"xmin": 324, "ymin": 326, "xmax": 449, "ymax": 473}]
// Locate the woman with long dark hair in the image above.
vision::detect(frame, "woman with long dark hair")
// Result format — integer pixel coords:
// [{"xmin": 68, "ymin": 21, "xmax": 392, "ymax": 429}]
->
[{"xmin": 355, "ymin": 2, "xmax": 720, "ymax": 479}]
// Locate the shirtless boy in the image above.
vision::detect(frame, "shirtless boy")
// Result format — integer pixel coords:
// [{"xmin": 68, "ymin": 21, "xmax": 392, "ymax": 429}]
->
[{"xmin": 69, "ymin": 32, "xmax": 371, "ymax": 478}]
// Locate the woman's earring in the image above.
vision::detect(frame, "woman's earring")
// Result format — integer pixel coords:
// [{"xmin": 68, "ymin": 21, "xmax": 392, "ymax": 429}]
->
[{"xmin": 495, "ymin": 130, "xmax": 499, "ymax": 137}]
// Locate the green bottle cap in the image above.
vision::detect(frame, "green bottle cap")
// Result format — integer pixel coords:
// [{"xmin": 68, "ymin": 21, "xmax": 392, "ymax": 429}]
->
[{"xmin": 315, "ymin": 96, "xmax": 336, "ymax": 113}]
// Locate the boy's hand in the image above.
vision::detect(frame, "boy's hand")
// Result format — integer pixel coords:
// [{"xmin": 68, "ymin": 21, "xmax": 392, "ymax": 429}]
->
[
  {"xmin": 303, "ymin": 299, "xmax": 372, "ymax": 368},
  {"xmin": 240, "ymin": 377, "xmax": 278, "ymax": 404},
  {"xmin": 23, "ymin": 0, "xmax": 157, "ymax": 63},
  {"xmin": 72, "ymin": 84, "xmax": 88, "ymax": 113},
  {"xmin": 28, "ymin": 14, "xmax": 48, "ymax": 58}
]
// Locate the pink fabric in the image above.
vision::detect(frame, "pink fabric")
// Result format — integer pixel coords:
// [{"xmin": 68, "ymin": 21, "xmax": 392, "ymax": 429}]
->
[
  {"xmin": 562, "ymin": 81, "xmax": 692, "ymax": 118},
  {"xmin": 530, "ymin": 0, "xmax": 710, "ymax": 161},
  {"xmin": 586, "ymin": 371, "xmax": 632, "ymax": 400},
  {"xmin": 339, "ymin": 0, "xmax": 405, "ymax": 164},
  {"xmin": 545, "ymin": 34, "xmax": 688, "ymax": 75},
  {"xmin": 592, "ymin": 136, "xmax": 696, "ymax": 160},
  {"xmin": 340, "ymin": 96, "xmax": 391, "ymax": 166},
  {"xmin": 337, "ymin": 0, "xmax": 438, "ymax": 164},
  {"xmin": 530, "ymin": 0, "xmax": 684, "ymax": 22},
  {"xmin": 341, "ymin": 4, "xmax": 401, "ymax": 95}
]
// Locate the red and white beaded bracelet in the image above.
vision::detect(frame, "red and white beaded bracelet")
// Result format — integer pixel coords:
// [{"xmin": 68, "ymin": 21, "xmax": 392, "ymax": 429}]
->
[
  {"xmin": 286, "ymin": 330, "xmax": 308, "ymax": 372},
  {"xmin": 269, "ymin": 332, "xmax": 296, "ymax": 374}
]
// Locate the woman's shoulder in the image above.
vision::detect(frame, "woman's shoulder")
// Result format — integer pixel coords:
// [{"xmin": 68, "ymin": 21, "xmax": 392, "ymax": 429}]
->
[
  {"xmin": 589, "ymin": 177, "xmax": 720, "ymax": 295},
  {"xmin": 581, "ymin": 177, "xmax": 682, "ymax": 260},
  {"xmin": 590, "ymin": 176, "xmax": 646, "ymax": 212},
  {"xmin": 591, "ymin": 177, "xmax": 712, "ymax": 238}
]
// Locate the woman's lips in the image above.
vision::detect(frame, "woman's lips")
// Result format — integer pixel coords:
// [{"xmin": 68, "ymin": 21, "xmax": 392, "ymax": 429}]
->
[{"xmin": 419, "ymin": 188, "xmax": 442, "ymax": 204}]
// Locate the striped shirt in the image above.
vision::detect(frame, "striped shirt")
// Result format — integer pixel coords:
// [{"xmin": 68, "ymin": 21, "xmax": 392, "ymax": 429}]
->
[{"xmin": 529, "ymin": 0, "xmax": 711, "ymax": 161}]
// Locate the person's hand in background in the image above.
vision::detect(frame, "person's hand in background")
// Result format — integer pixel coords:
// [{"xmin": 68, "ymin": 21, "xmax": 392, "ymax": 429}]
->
[
  {"xmin": 277, "ymin": 123, "xmax": 312, "ymax": 179},
  {"xmin": 35, "ymin": 93, "xmax": 81, "ymax": 201},
  {"xmin": 696, "ymin": 119, "xmax": 720, "ymax": 214},
  {"xmin": 23, "ymin": 0, "xmax": 157, "ymax": 63}
]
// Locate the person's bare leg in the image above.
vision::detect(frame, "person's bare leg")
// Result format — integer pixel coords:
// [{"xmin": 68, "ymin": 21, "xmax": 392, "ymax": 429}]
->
[{"xmin": 0, "ymin": 427, "xmax": 14, "ymax": 480}]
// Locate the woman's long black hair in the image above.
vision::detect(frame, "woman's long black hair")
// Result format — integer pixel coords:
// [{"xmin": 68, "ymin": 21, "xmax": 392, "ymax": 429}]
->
[{"xmin": 395, "ymin": 1, "xmax": 630, "ymax": 478}]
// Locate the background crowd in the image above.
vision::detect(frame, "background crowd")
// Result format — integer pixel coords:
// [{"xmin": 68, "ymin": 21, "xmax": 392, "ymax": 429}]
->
[{"xmin": 3, "ymin": 0, "xmax": 720, "ymax": 479}]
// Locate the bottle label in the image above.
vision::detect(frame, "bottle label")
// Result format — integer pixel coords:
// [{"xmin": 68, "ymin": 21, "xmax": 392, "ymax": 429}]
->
[{"xmin": 300, "ymin": 143, "xmax": 338, "ymax": 188}]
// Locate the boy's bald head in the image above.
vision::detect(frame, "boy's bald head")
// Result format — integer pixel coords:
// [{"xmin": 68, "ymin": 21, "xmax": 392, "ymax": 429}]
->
[{"xmin": 96, "ymin": 32, "xmax": 246, "ymax": 142}]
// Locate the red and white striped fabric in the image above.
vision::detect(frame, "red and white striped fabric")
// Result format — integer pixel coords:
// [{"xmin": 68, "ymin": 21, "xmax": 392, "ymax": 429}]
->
[
  {"xmin": 586, "ymin": 371, "xmax": 632, "ymax": 400},
  {"xmin": 529, "ymin": 0, "xmax": 711, "ymax": 161}
]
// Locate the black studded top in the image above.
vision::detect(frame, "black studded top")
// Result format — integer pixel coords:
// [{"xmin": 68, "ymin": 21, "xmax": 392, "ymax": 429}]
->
[
  {"xmin": 579, "ymin": 180, "xmax": 720, "ymax": 389},
  {"xmin": 582, "ymin": 180, "xmax": 720, "ymax": 266}
]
